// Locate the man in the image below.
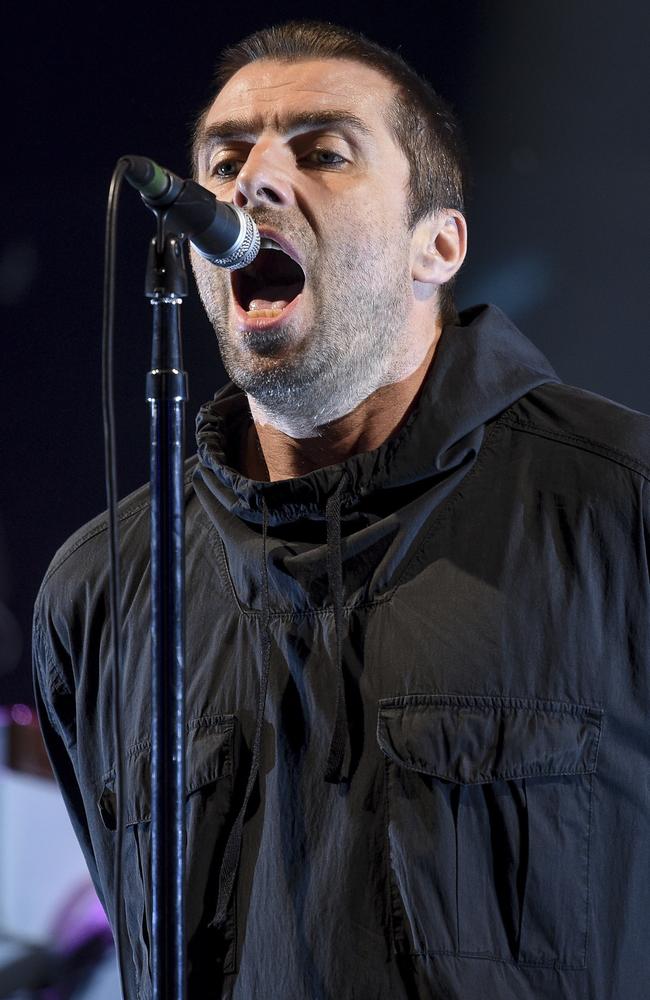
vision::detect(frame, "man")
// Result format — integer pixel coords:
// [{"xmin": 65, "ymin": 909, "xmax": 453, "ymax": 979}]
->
[{"xmin": 33, "ymin": 21, "xmax": 649, "ymax": 1000}]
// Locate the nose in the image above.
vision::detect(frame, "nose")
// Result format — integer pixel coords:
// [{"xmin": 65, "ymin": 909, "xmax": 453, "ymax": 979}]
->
[{"xmin": 233, "ymin": 142, "xmax": 296, "ymax": 210}]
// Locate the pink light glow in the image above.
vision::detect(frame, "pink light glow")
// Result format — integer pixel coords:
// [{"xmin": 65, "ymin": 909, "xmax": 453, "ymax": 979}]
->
[{"xmin": 10, "ymin": 704, "xmax": 34, "ymax": 726}]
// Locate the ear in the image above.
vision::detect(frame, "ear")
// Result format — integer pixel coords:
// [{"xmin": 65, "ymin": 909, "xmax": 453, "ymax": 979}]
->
[{"xmin": 411, "ymin": 210, "xmax": 468, "ymax": 286}]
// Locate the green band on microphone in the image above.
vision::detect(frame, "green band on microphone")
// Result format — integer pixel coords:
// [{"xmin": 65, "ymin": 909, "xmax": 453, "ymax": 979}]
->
[{"xmin": 138, "ymin": 160, "xmax": 169, "ymax": 200}]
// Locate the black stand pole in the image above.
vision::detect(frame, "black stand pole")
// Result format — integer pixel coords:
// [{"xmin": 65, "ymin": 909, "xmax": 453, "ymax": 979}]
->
[{"xmin": 145, "ymin": 228, "xmax": 188, "ymax": 1000}]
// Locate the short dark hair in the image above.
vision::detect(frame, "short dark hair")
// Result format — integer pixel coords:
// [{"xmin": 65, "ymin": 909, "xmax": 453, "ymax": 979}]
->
[{"xmin": 191, "ymin": 20, "xmax": 467, "ymax": 324}]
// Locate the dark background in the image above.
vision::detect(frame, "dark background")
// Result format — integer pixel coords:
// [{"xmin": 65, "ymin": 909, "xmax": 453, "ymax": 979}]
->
[{"xmin": 1, "ymin": 2, "xmax": 648, "ymax": 705}]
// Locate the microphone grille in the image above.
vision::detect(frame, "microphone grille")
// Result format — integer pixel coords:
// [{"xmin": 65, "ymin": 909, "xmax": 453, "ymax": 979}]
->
[{"xmin": 206, "ymin": 209, "xmax": 260, "ymax": 271}]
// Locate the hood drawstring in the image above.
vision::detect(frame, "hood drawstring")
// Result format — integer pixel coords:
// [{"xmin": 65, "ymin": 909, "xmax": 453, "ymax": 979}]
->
[
  {"xmin": 211, "ymin": 498, "xmax": 272, "ymax": 930},
  {"xmin": 323, "ymin": 474, "xmax": 350, "ymax": 784},
  {"xmin": 211, "ymin": 476, "xmax": 350, "ymax": 929}
]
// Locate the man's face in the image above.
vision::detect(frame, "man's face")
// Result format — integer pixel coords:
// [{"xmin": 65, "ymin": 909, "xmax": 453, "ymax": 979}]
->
[{"xmin": 192, "ymin": 57, "xmax": 419, "ymax": 431}]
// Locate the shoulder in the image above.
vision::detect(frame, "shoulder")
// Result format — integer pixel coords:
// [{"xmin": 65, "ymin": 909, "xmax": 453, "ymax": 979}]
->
[
  {"xmin": 36, "ymin": 480, "xmax": 150, "ymax": 610},
  {"xmin": 34, "ymin": 457, "xmax": 200, "ymax": 637},
  {"xmin": 498, "ymin": 382, "xmax": 650, "ymax": 482}
]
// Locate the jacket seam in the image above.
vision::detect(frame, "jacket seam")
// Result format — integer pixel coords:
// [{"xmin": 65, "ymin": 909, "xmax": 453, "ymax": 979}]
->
[
  {"xmin": 207, "ymin": 515, "xmax": 393, "ymax": 620},
  {"xmin": 378, "ymin": 758, "xmax": 598, "ymax": 783},
  {"xmin": 379, "ymin": 694, "xmax": 604, "ymax": 714},
  {"xmin": 205, "ymin": 518, "xmax": 248, "ymax": 615},
  {"xmin": 397, "ymin": 947, "xmax": 586, "ymax": 971},
  {"xmin": 41, "ymin": 501, "xmax": 150, "ymax": 586},
  {"xmin": 270, "ymin": 600, "xmax": 391, "ymax": 621},
  {"xmin": 498, "ymin": 411, "xmax": 650, "ymax": 480}
]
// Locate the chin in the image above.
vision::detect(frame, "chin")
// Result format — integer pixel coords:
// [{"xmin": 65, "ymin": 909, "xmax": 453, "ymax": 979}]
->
[{"xmin": 239, "ymin": 323, "xmax": 298, "ymax": 358}]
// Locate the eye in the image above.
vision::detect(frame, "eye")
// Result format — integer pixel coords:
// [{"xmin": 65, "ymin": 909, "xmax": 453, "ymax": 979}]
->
[
  {"xmin": 303, "ymin": 148, "xmax": 347, "ymax": 168},
  {"xmin": 210, "ymin": 158, "xmax": 242, "ymax": 179}
]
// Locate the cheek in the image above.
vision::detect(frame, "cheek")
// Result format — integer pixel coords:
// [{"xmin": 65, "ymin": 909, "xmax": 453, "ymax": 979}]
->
[
  {"xmin": 327, "ymin": 185, "xmax": 407, "ymax": 251},
  {"xmin": 190, "ymin": 249, "xmax": 230, "ymax": 303},
  {"xmin": 316, "ymin": 202, "xmax": 375, "ymax": 265}
]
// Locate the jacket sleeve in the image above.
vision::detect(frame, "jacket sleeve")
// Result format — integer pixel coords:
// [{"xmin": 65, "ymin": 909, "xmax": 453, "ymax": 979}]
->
[{"xmin": 31, "ymin": 611, "xmax": 107, "ymax": 914}]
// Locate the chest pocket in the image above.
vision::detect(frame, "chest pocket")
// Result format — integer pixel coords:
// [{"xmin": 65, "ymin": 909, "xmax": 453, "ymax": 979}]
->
[
  {"xmin": 98, "ymin": 714, "xmax": 237, "ymax": 997},
  {"xmin": 377, "ymin": 694, "xmax": 603, "ymax": 970}
]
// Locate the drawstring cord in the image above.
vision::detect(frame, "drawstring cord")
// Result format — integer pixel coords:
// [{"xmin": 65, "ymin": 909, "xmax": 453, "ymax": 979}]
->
[
  {"xmin": 212, "ymin": 474, "xmax": 350, "ymax": 930},
  {"xmin": 211, "ymin": 498, "xmax": 272, "ymax": 929},
  {"xmin": 323, "ymin": 475, "xmax": 350, "ymax": 783}
]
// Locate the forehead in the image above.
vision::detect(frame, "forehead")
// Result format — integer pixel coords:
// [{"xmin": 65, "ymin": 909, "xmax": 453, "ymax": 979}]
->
[{"xmin": 203, "ymin": 57, "xmax": 398, "ymax": 135}]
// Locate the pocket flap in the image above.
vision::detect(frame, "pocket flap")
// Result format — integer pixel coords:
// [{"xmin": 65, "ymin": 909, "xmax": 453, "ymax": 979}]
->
[
  {"xmin": 98, "ymin": 713, "xmax": 235, "ymax": 829},
  {"xmin": 377, "ymin": 695, "xmax": 602, "ymax": 784}
]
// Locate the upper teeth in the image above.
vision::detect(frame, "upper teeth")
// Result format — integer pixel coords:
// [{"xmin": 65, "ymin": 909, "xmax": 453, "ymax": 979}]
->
[{"xmin": 260, "ymin": 237, "xmax": 282, "ymax": 251}]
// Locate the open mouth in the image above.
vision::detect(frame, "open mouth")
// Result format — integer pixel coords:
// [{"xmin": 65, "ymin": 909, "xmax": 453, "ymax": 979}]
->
[{"xmin": 231, "ymin": 238, "xmax": 306, "ymax": 319}]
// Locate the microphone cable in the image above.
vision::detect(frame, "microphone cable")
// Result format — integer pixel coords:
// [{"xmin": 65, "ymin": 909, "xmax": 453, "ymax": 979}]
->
[{"xmin": 101, "ymin": 157, "xmax": 129, "ymax": 999}]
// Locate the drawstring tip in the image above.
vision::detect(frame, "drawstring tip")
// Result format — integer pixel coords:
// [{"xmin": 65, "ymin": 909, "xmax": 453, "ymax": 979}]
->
[{"xmin": 209, "ymin": 901, "xmax": 227, "ymax": 930}]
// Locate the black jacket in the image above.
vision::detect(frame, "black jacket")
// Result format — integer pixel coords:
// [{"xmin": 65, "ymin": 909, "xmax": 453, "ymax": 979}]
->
[{"xmin": 33, "ymin": 305, "xmax": 650, "ymax": 999}]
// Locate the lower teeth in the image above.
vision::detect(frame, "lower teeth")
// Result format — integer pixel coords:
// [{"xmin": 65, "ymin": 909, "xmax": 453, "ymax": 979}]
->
[{"xmin": 246, "ymin": 308, "xmax": 284, "ymax": 318}]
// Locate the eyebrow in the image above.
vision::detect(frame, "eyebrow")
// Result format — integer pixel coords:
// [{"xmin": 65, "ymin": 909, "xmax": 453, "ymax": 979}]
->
[{"xmin": 196, "ymin": 109, "xmax": 373, "ymax": 164}]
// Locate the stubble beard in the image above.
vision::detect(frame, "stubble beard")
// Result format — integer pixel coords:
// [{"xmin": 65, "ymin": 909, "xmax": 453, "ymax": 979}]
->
[{"xmin": 191, "ymin": 225, "xmax": 414, "ymax": 436}]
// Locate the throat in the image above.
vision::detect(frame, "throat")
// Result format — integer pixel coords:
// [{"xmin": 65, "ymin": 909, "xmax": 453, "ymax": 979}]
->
[{"xmin": 243, "ymin": 336, "xmax": 441, "ymax": 481}]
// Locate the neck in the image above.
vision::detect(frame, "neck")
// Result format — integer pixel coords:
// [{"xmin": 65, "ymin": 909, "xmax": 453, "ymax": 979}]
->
[{"xmin": 242, "ymin": 335, "xmax": 441, "ymax": 482}]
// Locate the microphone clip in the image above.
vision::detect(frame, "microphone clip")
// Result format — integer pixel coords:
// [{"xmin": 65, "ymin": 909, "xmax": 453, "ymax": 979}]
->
[{"xmin": 144, "ymin": 232, "xmax": 188, "ymax": 300}]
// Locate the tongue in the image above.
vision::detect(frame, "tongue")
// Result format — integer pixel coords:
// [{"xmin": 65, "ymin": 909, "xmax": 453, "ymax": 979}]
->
[{"xmin": 248, "ymin": 298, "xmax": 289, "ymax": 313}]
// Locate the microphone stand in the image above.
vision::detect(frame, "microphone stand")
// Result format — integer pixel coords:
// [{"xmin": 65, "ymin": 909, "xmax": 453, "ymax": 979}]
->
[{"xmin": 145, "ymin": 220, "xmax": 188, "ymax": 1000}]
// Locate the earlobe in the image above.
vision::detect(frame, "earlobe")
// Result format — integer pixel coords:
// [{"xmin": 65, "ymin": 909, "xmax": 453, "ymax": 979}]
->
[{"xmin": 411, "ymin": 210, "xmax": 467, "ymax": 285}]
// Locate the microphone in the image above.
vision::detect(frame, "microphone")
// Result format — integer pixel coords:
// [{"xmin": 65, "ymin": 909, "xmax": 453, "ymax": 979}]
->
[{"xmin": 122, "ymin": 155, "xmax": 260, "ymax": 270}]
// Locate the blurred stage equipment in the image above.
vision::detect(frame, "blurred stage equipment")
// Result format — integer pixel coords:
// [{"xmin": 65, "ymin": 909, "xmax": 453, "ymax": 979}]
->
[{"xmin": 0, "ymin": 706, "xmax": 119, "ymax": 998}]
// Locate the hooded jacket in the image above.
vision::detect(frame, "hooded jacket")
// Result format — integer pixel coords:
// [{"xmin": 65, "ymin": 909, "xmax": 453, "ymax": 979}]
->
[{"xmin": 33, "ymin": 304, "xmax": 650, "ymax": 1000}]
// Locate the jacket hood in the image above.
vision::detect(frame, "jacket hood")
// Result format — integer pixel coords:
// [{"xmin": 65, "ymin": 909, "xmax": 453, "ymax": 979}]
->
[{"xmin": 194, "ymin": 303, "xmax": 559, "ymax": 528}]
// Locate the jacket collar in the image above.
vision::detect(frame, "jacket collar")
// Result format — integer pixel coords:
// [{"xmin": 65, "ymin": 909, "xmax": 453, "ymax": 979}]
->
[{"xmin": 195, "ymin": 304, "xmax": 559, "ymax": 523}]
